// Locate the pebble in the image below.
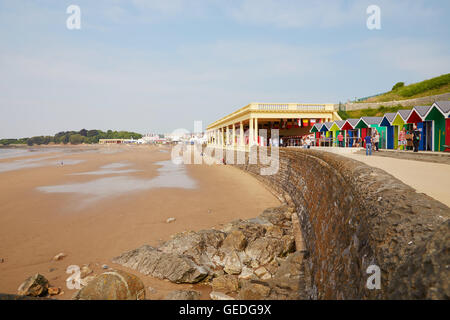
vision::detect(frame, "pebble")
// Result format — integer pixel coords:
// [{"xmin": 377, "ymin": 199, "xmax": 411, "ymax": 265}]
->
[
  {"xmin": 166, "ymin": 217, "xmax": 176, "ymax": 223},
  {"xmin": 48, "ymin": 268, "xmax": 57, "ymax": 272},
  {"xmin": 102, "ymin": 264, "xmax": 109, "ymax": 269},
  {"xmin": 254, "ymin": 267, "xmax": 268, "ymax": 278},
  {"xmin": 210, "ymin": 291, "xmax": 235, "ymax": 300},
  {"xmin": 48, "ymin": 287, "xmax": 61, "ymax": 296},
  {"xmin": 0, "ymin": 258, "xmax": 4, "ymax": 263},
  {"xmin": 148, "ymin": 287, "xmax": 157, "ymax": 294},
  {"xmin": 53, "ymin": 253, "xmax": 67, "ymax": 261}
]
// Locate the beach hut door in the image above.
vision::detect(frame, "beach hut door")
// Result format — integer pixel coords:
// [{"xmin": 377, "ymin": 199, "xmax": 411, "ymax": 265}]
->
[{"xmin": 425, "ymin": 121, "xmax": 433, "ymax": 151}]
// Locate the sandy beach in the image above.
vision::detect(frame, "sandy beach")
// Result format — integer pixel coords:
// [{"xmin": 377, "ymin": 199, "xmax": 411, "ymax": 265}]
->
[{"xmin": 0, "ymin": 145, "xmax": 280, "ymax": 299}]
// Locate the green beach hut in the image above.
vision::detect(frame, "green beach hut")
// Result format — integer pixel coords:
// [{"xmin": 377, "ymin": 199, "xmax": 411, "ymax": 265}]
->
[
  {"xmin": 310, "ymin": 123, "xmax": 323, "ymax": 146},
  {"xmin": 424, "ymin": 101, "xmax": 450, "ymax": 151}
]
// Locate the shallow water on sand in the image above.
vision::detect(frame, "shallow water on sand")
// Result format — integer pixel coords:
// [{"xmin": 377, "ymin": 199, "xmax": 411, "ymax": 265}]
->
[
  {"xmin": 37, "ymin": 160, "xmax": 197, "ymax": 202},
  {"xmin": 0, "ymin": 156, "xmax": 84, "ymax": 173},
  {"xmin": 70, "ymin": 162, "xmax": 140, "ymax": 175}
]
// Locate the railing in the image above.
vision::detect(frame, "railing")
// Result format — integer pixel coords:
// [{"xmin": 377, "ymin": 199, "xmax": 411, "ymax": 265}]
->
[
  {"xmin": 257, "ymin": 103, "xmax": 289, "ymax": 111},
  {"xmin": 255, "ymin": 103, "xmax": 330, "ymax": 112},
  {"xmin": 296, "ymin": 104, "xmax": 326, "ymax": 111}
]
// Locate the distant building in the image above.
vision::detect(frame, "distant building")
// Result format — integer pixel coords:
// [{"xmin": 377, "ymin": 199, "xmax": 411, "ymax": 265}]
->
[
  {"xmin": 99, "ymin": 139, "xmax": 130, "ymax": 144},
  {"xmin": 207, "ymin": 102, "xmax": 341, "ymax": 148}
]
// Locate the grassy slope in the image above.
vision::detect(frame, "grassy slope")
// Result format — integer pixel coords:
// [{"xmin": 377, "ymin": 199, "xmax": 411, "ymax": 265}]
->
[
  {"xmin": 361, "ymin": 73, "xmax": 450, "ymax": 103},
  {"xmin": 338, "ymin": 105, "xmax": 413, "ymax": 120}
]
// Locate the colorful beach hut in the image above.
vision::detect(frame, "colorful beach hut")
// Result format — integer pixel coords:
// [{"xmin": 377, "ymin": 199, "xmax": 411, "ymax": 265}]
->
[
  {"xmin": 310, "ymin": 123, "xmax": 322, "ymax": 146},
  {"xmin": 329, "ymin": 120, "xmax": 347, "ymax": 146},
  {"xmin": 406, "ymin": 106, "xmax": 432, "ymax": 151},
  {"xmin": 319, "ymin": 122, "xmax": 333, "ymax": 146},
  {"xmin": 379, "ymin": 113, "xmax": 397, "ymax": 149},
  {"xmin": 424, "ymin": 101, "xmax": 450, "ymax": 152},
  {"xmin": 391, "ymin": 110, "xmax": 412, "ymax": 150},
  {"xmin": 341, "ymin": 119, "xmax": 360, "ymax": 147},
  {"xmin": 354, "ymin": 117, "xmax": 384, "ymax": 148}
]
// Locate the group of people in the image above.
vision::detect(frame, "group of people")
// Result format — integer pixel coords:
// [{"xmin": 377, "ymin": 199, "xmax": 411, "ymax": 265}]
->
[
  {"xmin": 364, "ymin": 125, "xmax": 421, "ymax": 156},
  {"xmin": 337, "ymin": 131, "xmax": 380, "ymax": 152},
  {"xmin": 398, "ymin": 126, "xmax": 421, "ymax": 152},
  {"xmin": 363, "ymin": 130, "xmax": 381, "ymax": 156}
]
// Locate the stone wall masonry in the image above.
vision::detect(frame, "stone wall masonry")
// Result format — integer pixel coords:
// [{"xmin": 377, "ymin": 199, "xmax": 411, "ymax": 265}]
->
[
  {"xmin": 344, "ymin": 92, "xmax": 450, "ymax": 111},
  {"xmin": 226, "ymin": 147, "xmax": 449, "ymax": 299}
]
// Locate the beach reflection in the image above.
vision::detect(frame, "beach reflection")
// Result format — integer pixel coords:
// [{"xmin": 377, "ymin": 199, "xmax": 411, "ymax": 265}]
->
[
  {"xmin": 37, "ymin": 160, "xmax": 197, "ymax": 203},
  {"xmin": 70, "ymin": 162, "xmax": 140, "ymax": 175},
  {"xmin": 0, "ymin": 156, "xmax": 84, "ymax": 173}
]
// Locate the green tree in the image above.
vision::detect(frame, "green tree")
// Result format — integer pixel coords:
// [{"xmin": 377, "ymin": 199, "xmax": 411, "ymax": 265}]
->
[
  {"xmin": 69, "ymin": 134, "xmax": 83, "ymax": 145},
  {"xmin": 392, "ymin": 82, "xmax": 405, "ymax": 91}
]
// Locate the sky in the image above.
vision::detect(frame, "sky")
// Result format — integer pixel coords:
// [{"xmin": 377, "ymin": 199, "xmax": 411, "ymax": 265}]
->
[{"xmin": 1, "ymin": 0, "xmax": 449, "ymax": 138}]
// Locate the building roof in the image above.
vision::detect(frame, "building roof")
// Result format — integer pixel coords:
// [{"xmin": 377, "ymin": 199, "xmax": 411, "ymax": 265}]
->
[
  {"xmin": 412, "ymin": 105, "xmax": 432, "ymax": 118},
  {"xmin": 310, "ymin": 123, "xmax": 322, "ymax": 133},
  {"xmin": 379, "ymin": 113, "xmax": 397, "ymax": 126},
  {"xmin": 433, "ymin": 100, "xmax": 450, "ymax": 114},
  {"xmin": 320, "ymin": 122, "xmax": 333, "ymax": 131},
  {"xmin": 360, "ymin": 116, "xmax": 383, "ymax": 125},
  {"xmin": 397, "ymin": 109, "xmax": 412, "ymax": 121},
  {"xmin": 383, "ymin": 113, "xmax": 397, "ymax": 123},
  {"xmin": 333, "ymin": 120, "xmax": 346, "ymax": 129},
  {"xmin": 345, "ymin": 118, "xmax": 360, "ymax": 128}
]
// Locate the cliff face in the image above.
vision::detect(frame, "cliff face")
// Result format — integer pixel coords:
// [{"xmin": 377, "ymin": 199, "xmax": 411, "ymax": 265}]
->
[{"xmin": 231, "ymin": 148, "xmax": 449, "ymax": 299}]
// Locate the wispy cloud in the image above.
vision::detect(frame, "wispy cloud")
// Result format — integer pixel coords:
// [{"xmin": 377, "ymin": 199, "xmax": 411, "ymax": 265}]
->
[{"xmin": 0, "ymin": 0, "xmax": 449, "ymax": 137}]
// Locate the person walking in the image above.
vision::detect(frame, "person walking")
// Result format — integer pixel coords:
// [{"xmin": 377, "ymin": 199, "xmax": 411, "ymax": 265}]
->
[
  {"xmin": 413, "ymin": 125, "xmax": 421, "ymax": 152},
  {"xmin": 373, "ymin": 131, "xmax": 380, "ymax": 151},
  {"xmin": 305, "ymin": 136, "xmax": 311, "ymax": 149},
  {"xmin": 365, "ymin": 134, "xmax": 372, "ymax": 156},
  {"xmin": 337, "ymin": 132, "xmax": 344, "ymax": 147},
  {"xmin": 406, "ymin": 130, "xmax": 413, "ymax": 151}
]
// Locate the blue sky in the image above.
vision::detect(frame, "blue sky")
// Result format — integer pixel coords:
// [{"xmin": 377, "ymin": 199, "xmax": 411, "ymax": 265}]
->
[{"xmin": 1, "ymin": 0, "xmax": 449, "ymax": 137}]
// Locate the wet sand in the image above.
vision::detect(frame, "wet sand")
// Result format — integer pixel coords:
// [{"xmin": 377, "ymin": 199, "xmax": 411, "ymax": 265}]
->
[{"xmin": 0, "ymin": 145, "xmax": 280, "ymax": 299}]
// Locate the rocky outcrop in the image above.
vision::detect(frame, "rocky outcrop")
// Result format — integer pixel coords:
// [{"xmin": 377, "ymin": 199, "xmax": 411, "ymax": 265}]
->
[
  {"xmin": 112, "ymin": 245, "xmax": 208, "ymax": 284},
  {"xmin": 113, "ymin": 205, "xmax": 302, "ymax": 299},
  {"xmin": 17, "ymin": 274, "xmax": 49, "ymax": 297},
  {"xmin": 211, "ymin": 274, "xmax": 239, "ymax": 293},
  {"xmin": 165, "ymin": 290, "xmax": 201, "ymax": 300},
  {"xmin": 73, "ymin": 269, "xmax": 145, "ymax": 300}
]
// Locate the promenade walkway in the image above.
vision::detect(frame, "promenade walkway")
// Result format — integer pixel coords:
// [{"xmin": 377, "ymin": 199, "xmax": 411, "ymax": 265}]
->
[{"xmin": 314, "ymin": 148, "xmax": 450, "ymax": 207}]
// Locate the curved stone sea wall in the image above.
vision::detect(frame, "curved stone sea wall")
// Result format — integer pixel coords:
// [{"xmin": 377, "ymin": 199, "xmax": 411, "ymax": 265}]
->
[{"xmin": 231, "ymin": 148, "xmax": 449, "ymax": 299}]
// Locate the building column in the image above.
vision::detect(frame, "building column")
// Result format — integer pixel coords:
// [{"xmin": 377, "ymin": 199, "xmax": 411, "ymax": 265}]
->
[
  {"xmin": 249, "ymin": 117, "xmax": 254, "ymax": 146},
  {"xmin": 224, "ymin": 126, "xmax": 227, "ymax": 146},
  {"xmin": 254, "ymin": 117, "xmax": 259, "ymax": 145},
  {"xmin": 232, "ymin": 124, "xmax": 236, "ymax": 146},
  {"xmin": 240, "ymin": 121, "xmax": 244, "ymax": 146}
]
